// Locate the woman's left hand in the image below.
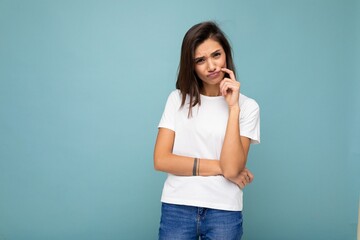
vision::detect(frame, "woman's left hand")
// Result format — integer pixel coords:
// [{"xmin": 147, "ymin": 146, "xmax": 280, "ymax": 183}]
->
[
  {"xmin": 220, "ymin": 68, "xmax": 240, "ymax": 108},
  {"xmin": 231, "ymin": 168, "xmax": 254, "ymax": 189}
]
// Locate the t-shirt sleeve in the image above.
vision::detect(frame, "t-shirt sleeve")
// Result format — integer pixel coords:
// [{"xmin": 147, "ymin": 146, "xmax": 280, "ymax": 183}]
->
[
  {"xmin": 158, "ymin": 91, "xmax": 179, "ymax": 131},
  {"xmin": 240, "ymin": 99, "xmax": 260, "ymax": 144}
]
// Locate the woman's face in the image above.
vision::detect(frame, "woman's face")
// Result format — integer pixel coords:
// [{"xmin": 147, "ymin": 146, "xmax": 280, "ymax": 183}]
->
[{"xmin": 193, "ymin": 38, "xmax": 227, "ymax": 87}]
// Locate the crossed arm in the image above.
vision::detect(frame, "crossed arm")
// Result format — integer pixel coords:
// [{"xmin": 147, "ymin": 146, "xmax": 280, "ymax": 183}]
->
[{"xmin": 153, "ymin": 125, "xmax": 254, "ymax": 189}]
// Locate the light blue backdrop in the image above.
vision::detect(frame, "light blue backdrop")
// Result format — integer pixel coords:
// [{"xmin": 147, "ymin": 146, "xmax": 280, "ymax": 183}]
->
[{"xmin": 0, "ymin": 0, "xmax": 359, "ymax": 239}]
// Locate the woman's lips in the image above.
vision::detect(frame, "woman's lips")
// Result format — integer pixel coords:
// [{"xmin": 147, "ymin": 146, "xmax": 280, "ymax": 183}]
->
[{"xmin": 207, "ymin": 71, "xmax": 220, "ymax": 78}]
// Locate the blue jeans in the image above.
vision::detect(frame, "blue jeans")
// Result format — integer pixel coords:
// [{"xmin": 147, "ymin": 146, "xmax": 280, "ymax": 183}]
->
[{"xmin": 158, "ymin": 203, "xmax": 243, "ymax": 240}]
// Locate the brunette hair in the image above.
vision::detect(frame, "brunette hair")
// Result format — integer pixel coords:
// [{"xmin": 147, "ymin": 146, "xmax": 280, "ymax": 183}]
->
[{"xmin": 176, "ymin": 21, "xmax": 236, "ymax": 116}]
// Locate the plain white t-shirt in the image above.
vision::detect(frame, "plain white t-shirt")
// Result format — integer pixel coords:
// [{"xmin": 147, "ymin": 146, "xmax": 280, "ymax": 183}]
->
[{"xmin": 158, "ymin": 90, "xmax": 260, "ymax": 211}]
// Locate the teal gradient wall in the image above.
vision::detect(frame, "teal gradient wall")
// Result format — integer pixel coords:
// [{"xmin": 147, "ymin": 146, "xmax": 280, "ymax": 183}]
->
[{"xmin": 0, "ymin": 0, "xmax": 358, "ymax": 239}]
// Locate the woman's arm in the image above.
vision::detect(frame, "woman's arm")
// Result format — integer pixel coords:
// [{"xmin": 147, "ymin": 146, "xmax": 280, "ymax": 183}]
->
[
  {"xmin": 220, "ymin": 108, "xmax": 251, "ymax": 178},
  {"xmin": 154, "ymin": 128, "xmax": 222, "ymax": 176},
  {"xmin": 154, "ymin": 128, "xmax": 254, "ymax": 188},
  {"xmin": 219, "ymin": 68, "xmax": 250, "ymax": 179}
]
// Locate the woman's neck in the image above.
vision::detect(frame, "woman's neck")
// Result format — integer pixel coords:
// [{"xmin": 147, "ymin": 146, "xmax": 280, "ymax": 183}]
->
[{"xmin": 201, "ymin": 85, "xmax": 220, "ymax": 97}]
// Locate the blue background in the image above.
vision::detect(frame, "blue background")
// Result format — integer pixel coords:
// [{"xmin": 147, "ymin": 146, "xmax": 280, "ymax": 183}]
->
[{"xmin": 0, "ymin": 0, "xmax": 359, "ymax": 239}]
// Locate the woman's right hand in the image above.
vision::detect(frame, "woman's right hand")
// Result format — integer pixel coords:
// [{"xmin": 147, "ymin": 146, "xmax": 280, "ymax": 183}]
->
[{"xmin": 228, "ymin": 168, "xmax": 254, "ymax": 189}]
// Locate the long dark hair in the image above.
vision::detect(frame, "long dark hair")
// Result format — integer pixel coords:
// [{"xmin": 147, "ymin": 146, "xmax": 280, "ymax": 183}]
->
[{"xmin": 176, "ymin": 21, "xmax": 236, "ymax": 117}]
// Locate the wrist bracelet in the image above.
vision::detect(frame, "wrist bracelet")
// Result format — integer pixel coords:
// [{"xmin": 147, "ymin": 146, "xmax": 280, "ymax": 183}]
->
[
  {"xmin": 197, "ymin": 158, "xmax": 200, "ymax": 176},
  {"xmin": 193, "ymin": 158, "xmax": 198, "ymax": 176}
]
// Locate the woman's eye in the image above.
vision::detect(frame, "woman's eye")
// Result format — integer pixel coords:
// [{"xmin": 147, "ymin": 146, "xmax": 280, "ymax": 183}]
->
[
  {"xmin": 214, "ymin": 52, "xmax": 221, "ymax": 57},
  {"xmin": 195, "ymin": 59, "xmax": 205, "ymax": 64}
]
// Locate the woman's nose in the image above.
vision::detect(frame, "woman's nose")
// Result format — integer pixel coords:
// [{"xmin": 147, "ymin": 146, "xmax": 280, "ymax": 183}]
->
[{"xmin": 207, "ymin": 59, "xmax": 216, "ymax": 71}]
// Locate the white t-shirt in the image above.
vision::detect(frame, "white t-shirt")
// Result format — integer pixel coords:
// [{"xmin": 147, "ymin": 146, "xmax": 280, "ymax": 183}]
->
[{"xmin": 158, "ymin": 90, "xmax": 260, "ymax": 211}]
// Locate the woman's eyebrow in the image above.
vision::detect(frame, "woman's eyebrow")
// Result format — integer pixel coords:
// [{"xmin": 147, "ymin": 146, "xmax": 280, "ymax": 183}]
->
[
  {"xmin": 211, "ymin": 49, "xmax": 222, "ymax": 55},
  {"xmin": 194, "ymin": 56, "xmax": 205, "ymax": 61},
  {"xmin": 194, "ymin": 49, "xmax": 222, "ymax": 60}
]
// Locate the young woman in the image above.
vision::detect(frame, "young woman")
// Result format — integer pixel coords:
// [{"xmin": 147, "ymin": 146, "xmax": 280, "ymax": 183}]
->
[{"xmin": 154, "ymin": 21, "xmax": 260, "ymax": 240}]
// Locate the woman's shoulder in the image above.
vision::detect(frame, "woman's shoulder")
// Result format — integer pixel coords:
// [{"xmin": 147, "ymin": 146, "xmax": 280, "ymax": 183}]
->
[
  {"xmin": 169, "ymin": 89, "xmax": 181, "ymax": 97},
  {"xmin": 164, "ymin": 89, "xmax": 182, "ymax": 105},
  {"xmin": 166, "ymin": 89, "xmax": 182, "ymax": 100},
  {"xmin": 239, "ymin": 93, "xmax": 259, "ymax": 111}
]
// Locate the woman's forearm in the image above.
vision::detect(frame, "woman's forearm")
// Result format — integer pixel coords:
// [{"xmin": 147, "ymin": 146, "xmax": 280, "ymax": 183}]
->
[
  {"xmin": 154, "ymin": 153, "xmax": 222, "ymax": 176},
  {"xmin": 219, "ymin": 105, "xmax": 246, "ymax": 179},
  {"xmin": 154, "ymin": 128, "xmax": 222, "ymax": 176}
]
